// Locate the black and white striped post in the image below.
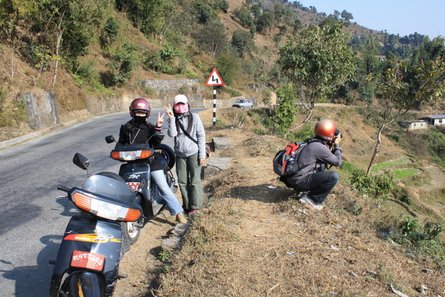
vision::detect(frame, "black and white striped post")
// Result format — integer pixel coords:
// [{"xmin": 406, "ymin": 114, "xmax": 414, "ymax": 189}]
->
[
  {"xmin": 212, "ymin": 87, "xmax": 217, "ymax": 127},
  {"xmin": 205, "ymin": 67, "xmax": 225, "ymax": 128}
]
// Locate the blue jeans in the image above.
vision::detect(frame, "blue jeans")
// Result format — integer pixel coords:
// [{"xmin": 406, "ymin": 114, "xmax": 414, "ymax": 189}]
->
[
  {"xmin": 151, "ymin": 170, "xmax": 183, "ymax": 215},
  {"xmin": 288, "ymin": 171, "xmax": 339, "ymax": 204}
]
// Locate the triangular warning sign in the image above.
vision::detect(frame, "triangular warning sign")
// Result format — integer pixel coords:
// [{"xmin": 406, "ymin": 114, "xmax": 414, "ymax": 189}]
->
[{"xmin": 205, "ymin": 67, "xmax": 225, "ymax": 87}]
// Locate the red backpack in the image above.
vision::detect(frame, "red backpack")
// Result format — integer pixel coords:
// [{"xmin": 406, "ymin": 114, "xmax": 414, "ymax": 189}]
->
[{"xmin": 273, "ymin": 141, "xmax": 308, "ymax": 176}]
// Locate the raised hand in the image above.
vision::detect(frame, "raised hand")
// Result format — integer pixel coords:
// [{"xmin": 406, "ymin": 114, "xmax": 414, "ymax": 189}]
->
[
  {"xmin": 156, "ymin": 112, "xmax": 165, "ymax": 128},
  {"xmin": 164, "ymin": 104, "xmax": 174, "ymax": 117}
]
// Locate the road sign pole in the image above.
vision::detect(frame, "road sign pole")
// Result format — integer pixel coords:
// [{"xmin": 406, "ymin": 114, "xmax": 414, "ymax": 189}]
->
[
  {"xmin": 205, "ymin": 67, "xmax": 224, "ymax": 128},
  {"xmin": 212, "ymin": 87, "xmax": 216, "ymax": 127}
]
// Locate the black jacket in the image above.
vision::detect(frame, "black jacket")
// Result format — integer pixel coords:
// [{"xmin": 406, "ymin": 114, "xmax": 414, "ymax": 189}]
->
[{"xmin": 118, "ymin": 119, "xmax": 164, "ymax": 147}]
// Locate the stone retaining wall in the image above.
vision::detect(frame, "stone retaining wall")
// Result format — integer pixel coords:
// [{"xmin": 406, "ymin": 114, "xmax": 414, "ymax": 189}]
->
[
  {"xmin": 19, "ymin": 80, "xmax": 259, "ymax": 131},
  {"xmin": 20, "ymin": 91, "xmax": 58, "ymax": 130}
]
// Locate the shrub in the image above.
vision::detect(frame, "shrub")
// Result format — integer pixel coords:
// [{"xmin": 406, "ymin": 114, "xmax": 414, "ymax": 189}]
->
[
  {"xmin": 289, "ymin": 123, "xmax": 313, "ymax": 141},
  {"xmin": 213, "ymin": 0, "xmax": 228, "ymax": 13},
  {"xmin": 143, "ymin": 46, "xmax": 185, "ymax": 75},
  {"xmin": 233, "ymin": 6, "xmax": 254, "ymax": 29},
  {"xmin": 428, "ymin": 128, "xmax": 445, "ymax": 166},
  {"xmin": 215, "ymin": 51, "xmax": 241, "ymax": 86},
  {"xmin": 273, "ymin": 83, "xmax": 297, "ymax": 135},
  {"xmin": 100, "ymin": 17, "xmax": 119, "ymax": 48},
  {"xmin": 350, "ymin": 168, "xmax": 394, "ymax": 200},
  {"xmin": 384, "ymin": 217, "xmax": 445, "ymax": 264},
  {"xmin": 103, "ymin": 43, "xmax": 140, "ymax": 86}
]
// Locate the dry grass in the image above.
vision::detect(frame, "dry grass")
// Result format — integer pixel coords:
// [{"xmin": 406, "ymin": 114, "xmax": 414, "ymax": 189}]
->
[{"xmin": 152, "ymin": 108, "xmax": 445, "ymax": 297}]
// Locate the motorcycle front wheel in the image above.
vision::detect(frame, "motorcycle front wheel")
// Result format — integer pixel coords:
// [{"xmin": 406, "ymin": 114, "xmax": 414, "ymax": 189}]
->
[{"xmin": 67, "ymin": 271, "xmax": 104, "ymax": 297}]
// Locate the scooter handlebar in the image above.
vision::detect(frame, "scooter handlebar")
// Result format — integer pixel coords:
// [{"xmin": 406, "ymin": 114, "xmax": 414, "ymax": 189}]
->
[{"xmin": 57, "ymin": 185, "xmax": 70, "ymax": 192}]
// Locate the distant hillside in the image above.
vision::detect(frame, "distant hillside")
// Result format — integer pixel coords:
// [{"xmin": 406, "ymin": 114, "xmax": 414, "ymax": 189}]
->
[{"xmin": 0, "ymin": 0, "xmax": 434, "ymax": 141}]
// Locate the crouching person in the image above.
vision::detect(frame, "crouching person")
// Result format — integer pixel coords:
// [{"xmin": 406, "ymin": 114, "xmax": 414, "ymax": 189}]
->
[{"xmin": 282, "ymin": 119, "xmax": 342, "ymax": 210}]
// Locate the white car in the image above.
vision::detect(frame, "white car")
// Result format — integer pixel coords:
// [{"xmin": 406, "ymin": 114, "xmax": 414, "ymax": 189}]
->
[{"xmin": 232, "ymin": 99, "xmax": 253, "ymax": 108}]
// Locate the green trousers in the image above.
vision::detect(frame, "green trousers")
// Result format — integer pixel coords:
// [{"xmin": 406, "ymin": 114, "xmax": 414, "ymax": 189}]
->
[{"xmin": 176, "ymin": 153, "xmax": 203, "ymax": 211}]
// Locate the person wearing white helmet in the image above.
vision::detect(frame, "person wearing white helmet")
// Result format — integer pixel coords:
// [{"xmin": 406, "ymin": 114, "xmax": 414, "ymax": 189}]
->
[{"xmin": 165, "ymin": 94, "xmax": 206, "ymax": 215}]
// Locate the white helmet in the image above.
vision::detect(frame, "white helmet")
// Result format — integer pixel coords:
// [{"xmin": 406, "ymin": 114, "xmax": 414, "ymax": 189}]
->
[{"xmin": 174, "ymin": 94, "xmax": 188, "ymax": 105}]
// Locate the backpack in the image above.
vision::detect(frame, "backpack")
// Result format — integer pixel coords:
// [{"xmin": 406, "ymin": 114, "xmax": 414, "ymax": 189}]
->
[{"xmin": 273, "ymin": 141, "xmax": 309, "ymax": 176}]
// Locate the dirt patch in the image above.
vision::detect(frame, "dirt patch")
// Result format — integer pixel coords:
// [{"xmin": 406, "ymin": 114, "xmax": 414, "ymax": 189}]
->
[
  {"xmin": 112, "ymin": 212, "xmax": 179, "ymax": 297},
  {"xmin": 112, "ymin": 108, "xmax": 445, "ymax": 297}
]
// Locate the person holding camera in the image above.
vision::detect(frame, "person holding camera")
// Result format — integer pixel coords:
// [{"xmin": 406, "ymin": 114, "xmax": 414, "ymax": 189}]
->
[{"xmin": 281, "ymin": 119, "xmax": 343, "ymax": 210}]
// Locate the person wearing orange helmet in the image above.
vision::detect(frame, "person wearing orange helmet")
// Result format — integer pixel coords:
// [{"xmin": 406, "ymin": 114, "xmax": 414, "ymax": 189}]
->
[
  {"xmin": 118, "ymin": 97, "xmax": 187, "ymax": 224},
  {"xmin": 281, "ymin": 119, "xmax": 343, "ymax": 210}
]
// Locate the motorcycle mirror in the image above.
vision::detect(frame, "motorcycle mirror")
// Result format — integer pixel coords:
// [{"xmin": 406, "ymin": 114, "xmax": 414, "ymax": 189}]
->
[
  {"xmin": 105, "ymin": 135, "xmax": 116, "ymax": 143},
  {"xmin": 73, "ymin": 153, "xmax": 90, "ymax": 170}
]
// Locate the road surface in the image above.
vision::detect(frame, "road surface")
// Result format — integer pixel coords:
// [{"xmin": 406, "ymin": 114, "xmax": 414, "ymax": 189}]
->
[{"xmin": 0, "ymin": 109, "xmax": 174, "ymax": 296}]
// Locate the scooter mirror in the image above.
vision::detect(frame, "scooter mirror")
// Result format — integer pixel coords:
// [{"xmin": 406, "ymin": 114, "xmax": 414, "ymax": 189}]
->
[
  {"xmin": 105, "ymin": 135, "xmax": 116, "ymax": 143},
  {"xmin": 73, "ymin": 153, "xmax": 90, "ymax": 170}
]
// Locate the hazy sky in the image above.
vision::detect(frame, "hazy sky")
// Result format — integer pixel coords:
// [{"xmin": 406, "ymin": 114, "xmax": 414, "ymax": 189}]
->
[{"xmin": 299, "ymin": 1, "xmax": 445, "ymax": 38}]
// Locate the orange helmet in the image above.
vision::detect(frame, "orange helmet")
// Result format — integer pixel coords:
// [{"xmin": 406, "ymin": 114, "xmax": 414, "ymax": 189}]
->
[
  {"xmin": 314, "ymin": 119, "xmax": 336, "ymax": 141},
  {"xmin": 129, "ymin": 98, "xmax": 151, "ymax": 117}
]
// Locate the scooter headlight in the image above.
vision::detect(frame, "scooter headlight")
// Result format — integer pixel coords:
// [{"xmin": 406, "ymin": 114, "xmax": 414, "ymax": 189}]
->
[{"xmin": 111, "ymin": 149, "xmax": 153, "ymax": 161}]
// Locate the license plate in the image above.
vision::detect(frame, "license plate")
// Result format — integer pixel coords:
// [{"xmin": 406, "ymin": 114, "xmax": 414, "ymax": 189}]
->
[
  {"xmin": 127, "ymin": 182, "xmax": 141, "ymax": 192},
  {"xmin": 71, "ymin": 250, "xmax": 105, "ymax": 271}
]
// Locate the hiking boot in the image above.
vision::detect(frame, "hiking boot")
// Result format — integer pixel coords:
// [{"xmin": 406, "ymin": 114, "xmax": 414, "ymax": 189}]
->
[
  {"xmin": 176, "ymin": 213, "xmax": 187, "ymax": 224},
  {"xmin": 299, "ymin": 195, "xmax": 324, "ymax": 210}
]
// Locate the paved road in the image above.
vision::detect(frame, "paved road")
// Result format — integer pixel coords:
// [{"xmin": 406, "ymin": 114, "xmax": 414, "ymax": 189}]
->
[{"xmin": 0, "ymin": 109, "xmax": 174, "ymax": 297}]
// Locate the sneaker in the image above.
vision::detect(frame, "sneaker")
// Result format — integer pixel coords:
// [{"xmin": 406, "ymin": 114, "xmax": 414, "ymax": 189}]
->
[
  {"xmin": 176, "ymin": 213, "xmax": 187, "ymax": 224},
  {"xmin": 299, "ymin": 195, "xmax": 324, "ymax": 210},
  {"xmin": 187, "ymin": 209, "xmax": 198, "ymax": 216}
]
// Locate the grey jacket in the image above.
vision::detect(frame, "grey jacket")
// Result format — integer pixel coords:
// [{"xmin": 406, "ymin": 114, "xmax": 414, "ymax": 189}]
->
[
  {"xmin": 294, "ymin": 138, "xmax": 342, "ymax": 179},
  {"xmin": 167, "ymin": 113, "xmax": 206, "ymax": 159}
]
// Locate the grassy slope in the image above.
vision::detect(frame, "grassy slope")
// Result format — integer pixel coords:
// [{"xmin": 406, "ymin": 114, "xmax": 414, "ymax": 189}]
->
[{"xmin": 152, "ymin": 107, "xmax": 445, "ymax": 297}]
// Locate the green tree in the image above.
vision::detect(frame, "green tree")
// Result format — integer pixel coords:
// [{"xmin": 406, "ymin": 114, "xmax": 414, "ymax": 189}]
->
[
  {"xmin": 215, "ymin": 50, "xmax": 241, "ymax": 85},
  {"xmin": 278, "ymin": 21, "xmax": 355, "ymax": 123},
  {"xmin": 192, "ymin": 0, "xmax": 215, "ymax": 24},
  {"xmin": 356, "ymin": 36, "xmax": 384, "ymax": 103},
  {"xmin": 231, "ymin": 29, "xmax": 254, "ymax": 57},
  {"xmin": 341, "ymin": 9, "xmax": 353, "ymax": 22},
  {"xmin": 194, "ymin": 19, "xmax": 228, "ymax": 57},
  {"xmin": 100, "ymin": 17, "xmax": 119, "ymax": 49},
  {"xmin": 116, "ymin": 0, "xmax": 174, "ymax": 40},
  {"xmin": 0, "ymin": 0, "xmax": 38, "ymax": 79},
  {"xmin": 367, "ymin": 39, "xmax": 445, "ymax": 174}
]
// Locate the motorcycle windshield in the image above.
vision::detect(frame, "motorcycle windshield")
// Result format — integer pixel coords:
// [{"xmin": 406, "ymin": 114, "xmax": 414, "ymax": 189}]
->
[{"xmin": 82, "ymin": 173, "xmax": 134, "ymax": 204}]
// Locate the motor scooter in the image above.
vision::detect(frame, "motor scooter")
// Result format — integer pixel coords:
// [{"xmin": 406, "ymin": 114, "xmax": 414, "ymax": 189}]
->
[
  {"xmin": 49, "ymin": 153, "xmax": 142, "ymax": 297},
  {"xmin": 105, "ymin": 135, "xmax": 177, "ymax": 244}
]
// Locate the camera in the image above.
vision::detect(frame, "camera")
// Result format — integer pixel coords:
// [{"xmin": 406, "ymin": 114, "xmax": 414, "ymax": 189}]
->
[{"xmin": 334, "ymin": 128, "xmax": 341, "ymax": 139}]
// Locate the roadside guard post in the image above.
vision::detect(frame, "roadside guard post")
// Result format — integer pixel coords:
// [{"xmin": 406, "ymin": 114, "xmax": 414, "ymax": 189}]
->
[{"xmin": 205, "ymin": 67, "xmax": 225, "ymax": 127}]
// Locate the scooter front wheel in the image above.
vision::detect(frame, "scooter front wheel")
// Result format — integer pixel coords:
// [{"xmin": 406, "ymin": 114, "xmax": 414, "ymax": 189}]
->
[{"xmin": 67, "ymin": 271, "xmax": 104, "ymax": 297}]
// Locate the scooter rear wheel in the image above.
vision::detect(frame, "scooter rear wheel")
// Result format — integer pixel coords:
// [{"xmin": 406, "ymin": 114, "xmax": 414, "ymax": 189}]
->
[
  {"xmin": 124, "ymin": 221, "xmax": 141, "ymax": 245},
  {"xmin": 155, "ymin": 143, "xmax": 176, "ymax": 169}
]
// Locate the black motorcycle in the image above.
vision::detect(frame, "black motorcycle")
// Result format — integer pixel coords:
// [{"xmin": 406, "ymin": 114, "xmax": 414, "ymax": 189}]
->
[
  {"xmin": 49, "ymin": 153, "xmax": 142, "ymax": 297},
  {"xmin": 105, "ymin": 135, "xmax": 177, "ymax": 244}
]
